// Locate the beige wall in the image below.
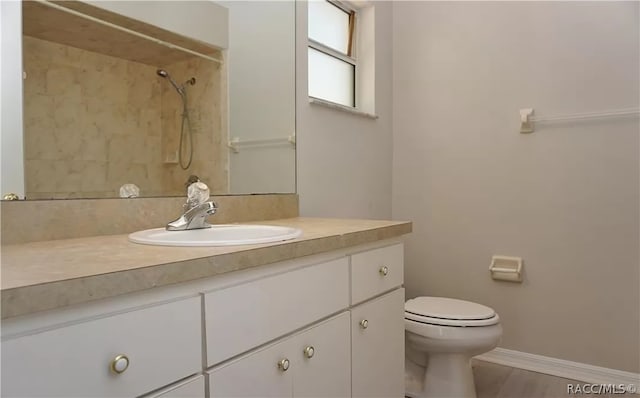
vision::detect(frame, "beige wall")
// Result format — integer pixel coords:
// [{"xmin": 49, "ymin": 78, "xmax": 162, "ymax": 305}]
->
[
  {"xmin": 392, "ymin": 2, "xmax": 639, "ymax": 372},
  {"xmin": 22, "ymin": 36, "xmax": 226, "ymax": 199},
  {"xmin": 296, "ymin": 1, "xmax": 394, "ymax": 219}
]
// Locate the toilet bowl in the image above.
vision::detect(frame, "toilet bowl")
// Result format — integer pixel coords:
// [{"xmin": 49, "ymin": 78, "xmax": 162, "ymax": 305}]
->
[{"xmin": 404, "ymin": 297, "xmax": 502, "ymax": 398}]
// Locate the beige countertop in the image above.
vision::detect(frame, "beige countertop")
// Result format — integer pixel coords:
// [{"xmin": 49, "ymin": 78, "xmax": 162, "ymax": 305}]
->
[{"xmin": 1, "ymin": 217, "xmax": 411, "ymax": 319}]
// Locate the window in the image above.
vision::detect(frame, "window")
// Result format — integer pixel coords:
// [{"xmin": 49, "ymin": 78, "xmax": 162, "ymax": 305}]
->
[{"xmin": 308, "ymin": 0, "xmax": 356, "ymax": 108}]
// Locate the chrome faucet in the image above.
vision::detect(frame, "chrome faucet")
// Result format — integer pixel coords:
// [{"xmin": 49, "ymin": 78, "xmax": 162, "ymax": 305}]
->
[
  {"xmin": 166, "ymin": 178, "xmax": 217, "ymax": 231},
  {"xmin": 166, "ymin": 201, "xmax": 217, "ymax": 231}
]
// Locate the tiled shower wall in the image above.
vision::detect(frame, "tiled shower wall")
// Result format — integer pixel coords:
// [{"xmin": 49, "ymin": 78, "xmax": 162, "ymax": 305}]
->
[
  {"xmin": 160, "ymin": 56, "xmax": 228, "ymax": 196},
  {"xmin": 22, "ymin": 36, "xmax": 227, "ymax": 199}
]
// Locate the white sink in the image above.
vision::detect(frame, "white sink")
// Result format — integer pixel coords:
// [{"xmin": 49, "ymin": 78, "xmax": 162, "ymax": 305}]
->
[{"xmin": 128, "ymin": 224, "xmax": 302, "ymax": 247}]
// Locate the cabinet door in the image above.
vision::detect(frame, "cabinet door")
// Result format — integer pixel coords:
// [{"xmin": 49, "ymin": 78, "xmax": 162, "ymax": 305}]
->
[
  {"xmin": 292, "ymin": 312, "xmax": 351, "ymax": 398},
  {"xmin": 208, "ymin": 337, "xmax": 294, "ymax": 398},
  {"xmin": 208, "ymin": 312, "xmax": 351, "ymax": 398},
  {"xmin": 351, "ymin": 288, "xmax": 405, "ymax": 398},
  {"xmin": 144, "ymin": 376, "xmax": 205, "ymax": 398}
]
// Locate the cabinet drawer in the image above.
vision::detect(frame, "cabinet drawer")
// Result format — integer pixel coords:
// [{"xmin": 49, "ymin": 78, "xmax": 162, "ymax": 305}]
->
[
  {"xmin": 1, "ymin": 297, "xmax": 202, "ymax": 397},
  {"xmin": 351, "ymin": 244, "xmax": 404, "ymax": 304},
  {"xmin": 204, "ymin": 257, "xmax": 349, "ymax": 366}
]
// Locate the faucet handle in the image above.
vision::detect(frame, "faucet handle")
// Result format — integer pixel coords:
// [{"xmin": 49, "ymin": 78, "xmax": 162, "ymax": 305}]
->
[{"xmin": 185, "ymin": 181, "xmax": 210, "ymax": 210}]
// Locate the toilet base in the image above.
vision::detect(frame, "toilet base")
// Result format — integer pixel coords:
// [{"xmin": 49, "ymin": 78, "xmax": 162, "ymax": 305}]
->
[
  {"xmin": 405, "ymin": 353, "xmax": 476, "ymax": 398},
  {"xmin": 423, "ymin": 354, "xmax": 476, "ymax": 398},
  {"xmin": 404, "ymin": 356, "xmax": 426, "ymax": 397},
  {"xmin": 404, "ymin": 320, "xmax": 502, "ymax": 398}
]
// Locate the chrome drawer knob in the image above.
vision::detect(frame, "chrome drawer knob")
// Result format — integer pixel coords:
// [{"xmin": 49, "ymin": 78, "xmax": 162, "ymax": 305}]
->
[
  {"xmin": 360, "ymin": 319, "xmax": 369, "ymax": 329},
  {"xmin": 110, "ymin": 354, "xmax": 129, "ymax": 374},
  {"xmin": 379, "ymin": 266, "xmax": 389, "ymax": 276},
  {"xmin": 2, "ymin": 193, "xmax": 19, "ymax": 201},
  {"xmin": 278, "ymin": 358, "xmax": 290, "ymax": 371},
  {"xmin": 304, "ymin": 346, "xmax": 315, "ymax": 359}
]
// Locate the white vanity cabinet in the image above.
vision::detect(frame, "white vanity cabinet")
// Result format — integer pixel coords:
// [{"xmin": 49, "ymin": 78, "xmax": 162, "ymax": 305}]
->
[
  {"xmin": 1, "ymin": 240, "xmax": 406, "ymax": 398},
  {"xmin": 208, "ymin": 312, "xmax": 351, "ymax": 398},
  {"xmin": 203, "ymin": 258, "xmax": 350, "ymax": 366},
  {"xmin": 351, "ymin": 243, "xmax": 404, "ymax": 305},
  {"xmin": 350, "ymin": 244, "xmax": 406, "ymax": 398},
  {"xmin": 206, "ymin": 243, "xmax": 405, "ymax": 398},
  {"xmin": 145, "ymin": 376, "xmax": 206, "ymax": 398},
  {"xmin": 1, "ymin": 297, "xmax": 202, "ymax": 398},
  {"xmin": 351, "ymin": 289, "xmax": 406, "ymax": 398}
]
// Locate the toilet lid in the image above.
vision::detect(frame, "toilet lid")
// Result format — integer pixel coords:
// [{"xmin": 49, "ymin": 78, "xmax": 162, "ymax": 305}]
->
[{"xmin": 405, "ymin": 297, "xmax": 496, "ymax": 321}]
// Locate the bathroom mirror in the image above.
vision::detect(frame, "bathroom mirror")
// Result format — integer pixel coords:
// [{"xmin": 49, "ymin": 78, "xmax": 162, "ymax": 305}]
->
[{"xmin": 1, "ymin": 0, "xmax": 295, "ymax": 200}]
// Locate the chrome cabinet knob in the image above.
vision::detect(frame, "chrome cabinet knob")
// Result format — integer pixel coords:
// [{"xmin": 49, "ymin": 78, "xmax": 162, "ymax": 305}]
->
[
  {"xmin": 304, "ymin": 346, "xmax": 315, "ymax": 359},
  {"xmin": 360, "ymin": 319, "xmax": 369, "ymax": 329},
  {"xmin": 277, "ymin": 358, "xmax": 290, "ymax": 371},
  {"xmin": 2, "ymin": 193, "xmax": 19, "ymax": 201},
  {"xmin": 110, "ymin": 354, "xmax": 130, "ymax": 374},
  {"xmin": 379, "ymin": 266, "xmax": 389, "ymax": 276}
]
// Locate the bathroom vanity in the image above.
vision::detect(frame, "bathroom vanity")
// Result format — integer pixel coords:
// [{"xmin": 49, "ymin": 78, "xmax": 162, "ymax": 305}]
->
[
  {"xmin": 1, "ymin": 3, "xmax": 408, "ymax": 395},
  {"xmin": 1, "ymin": 218, "xmax": 410, "ymax": 397}
]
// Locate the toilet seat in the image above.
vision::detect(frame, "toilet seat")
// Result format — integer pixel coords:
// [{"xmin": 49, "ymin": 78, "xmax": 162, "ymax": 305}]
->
[
  {"xmin": 405, "ymin": 297, "xmax": 500, "ymax": 327},
  {"xmin": 405, "ymin": 311, "xmax": 499, "ymax": 327}
]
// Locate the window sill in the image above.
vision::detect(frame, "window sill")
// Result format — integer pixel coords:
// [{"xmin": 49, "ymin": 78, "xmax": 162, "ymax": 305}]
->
[{"xmin": 308, "ymin": 97, "xmax": 378, "ymax": 120}]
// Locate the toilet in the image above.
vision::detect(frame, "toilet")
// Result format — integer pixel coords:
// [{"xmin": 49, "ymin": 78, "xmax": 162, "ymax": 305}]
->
[{"xmin": 404, "ymin": 297, "xmax": 502, "ymax": 398}]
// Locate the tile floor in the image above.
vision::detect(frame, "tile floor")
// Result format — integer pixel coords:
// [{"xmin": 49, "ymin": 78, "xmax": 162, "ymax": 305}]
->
[{"xmin": 473, "ymin": 360, "xmax": 621, "ymax": 398}]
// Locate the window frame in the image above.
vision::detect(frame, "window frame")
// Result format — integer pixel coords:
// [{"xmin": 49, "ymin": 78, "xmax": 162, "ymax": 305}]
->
[{"xmin": 307, "ymin": 0, "xmax": 358, "ymax": 108}]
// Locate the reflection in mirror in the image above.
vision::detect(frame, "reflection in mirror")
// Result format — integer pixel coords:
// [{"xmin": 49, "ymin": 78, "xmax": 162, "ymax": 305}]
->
[
  {"xmin": 4, "ymin": 0, "xmax": 295, "ymax": 200},
  {"xmin": 221, "ymin": 1, "xmax": 296, "ymax": 194}
]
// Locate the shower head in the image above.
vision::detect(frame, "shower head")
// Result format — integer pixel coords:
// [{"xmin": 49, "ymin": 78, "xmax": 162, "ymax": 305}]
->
[{"xmin": 156, "ymin": 69, "xmax": 184, "ymax": 95}]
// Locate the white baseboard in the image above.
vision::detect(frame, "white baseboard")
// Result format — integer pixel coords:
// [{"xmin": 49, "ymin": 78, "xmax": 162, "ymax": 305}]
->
[{"xmin": 475, "ymin": 347, "xmax": 640, "ymax": 392}]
